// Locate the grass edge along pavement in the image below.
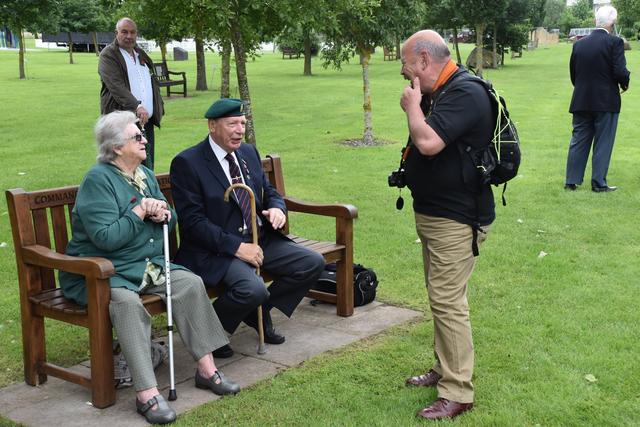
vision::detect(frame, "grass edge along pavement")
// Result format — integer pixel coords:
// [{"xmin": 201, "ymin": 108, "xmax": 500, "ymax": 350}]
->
[{"xmin": 1, "ymin": 41, "xmax": 639, "ymax": 425}]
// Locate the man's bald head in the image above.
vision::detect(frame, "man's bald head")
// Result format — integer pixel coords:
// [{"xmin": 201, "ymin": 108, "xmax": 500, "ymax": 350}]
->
[
  {"xmin": 401, "ymin": 30, "xmax": 451, "ymax": 93},
  {"xmin": 404, "ymin": 30, "xmax": 450, "ymax": 64}
]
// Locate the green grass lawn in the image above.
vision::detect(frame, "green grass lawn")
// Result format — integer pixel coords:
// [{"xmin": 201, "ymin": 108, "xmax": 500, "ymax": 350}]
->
[{"xmin": 1, "ymin": 41, "xmax": 639, "ymax": 426}]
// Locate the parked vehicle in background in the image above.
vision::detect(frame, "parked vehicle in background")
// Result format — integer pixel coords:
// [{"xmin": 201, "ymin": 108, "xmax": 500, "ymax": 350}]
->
[
  {"xmin": 568, "ymin": 28, "xmax": 596, "ymax": 43},
  {"xmin": 449, "ymin": 29, "xmax": 473, "ymax": 43}
]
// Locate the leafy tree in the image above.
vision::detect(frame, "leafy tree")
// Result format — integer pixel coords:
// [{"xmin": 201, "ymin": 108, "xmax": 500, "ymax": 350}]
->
[
  {"xmin": 58, "ymin": 0, "xmax": 103, "ymax": 64},
  {"xmin": 0, "ymin": 0, "xmax": 59, "ymax": 78},
  {"xmin": 275, "ymin": 24, "xmax": 321, "ymax": 75},
  {"xmin": 319, "ymin": 0, "xmax": 424, "ymax": 145},
  {"xmin": 278, "ymin": 0, "xmax": 328, "ymax": 76},
  {"xmin": 613, "ymin": 0, "xmax": 640, "ymax": 37},
  {"xmin": 322, "ymin": 0, "xmax": 393, "ymax": 146},
  {"xmin": 425, "ymin": 0, "xmax": 464, "ymax": 63},
  {"xmin": 489, "ymin": 0, "xmax": 534, "ymax": 67},
  {"xmin": 455, "ymin": 0, "xmax": 508, "ymax": 77},
  {"xmin": 559, "ymin": 0, "xmax": 593, "ymax": 35},
  {"xmin": 118, "ymin": 0, "xmax": 187, "ymax": 63},
  {"xmin": 529, "ymin": 0, "xmax": 547, "ymax": 28},
  {"xmin": 377, "ymin": 0, "xmax": 426, "ymax": 61},
  {"xmin": 543, "ymin": 0, "xmax": 566, "ymax": 30}
]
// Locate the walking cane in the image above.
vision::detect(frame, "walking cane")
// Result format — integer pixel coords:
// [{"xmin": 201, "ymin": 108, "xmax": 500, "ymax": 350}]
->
[
  {"xmin": 223, "ymin": 183, "xmax": 266, "ymax": 355},
  {"xmin": 162, "ymin": 218, "xmax": 178, "ymax": 400}
]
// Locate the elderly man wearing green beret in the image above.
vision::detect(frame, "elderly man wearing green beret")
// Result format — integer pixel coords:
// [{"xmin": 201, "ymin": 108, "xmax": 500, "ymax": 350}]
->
[{"xmin": 170, "ymin": 98, "xmax": 325, "ymax": 358}]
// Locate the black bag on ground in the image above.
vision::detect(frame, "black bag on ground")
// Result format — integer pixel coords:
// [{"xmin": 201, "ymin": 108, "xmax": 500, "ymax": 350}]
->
[{"xmin": 312, "ymin": 263, "xmax": 378, "ymax": 307}]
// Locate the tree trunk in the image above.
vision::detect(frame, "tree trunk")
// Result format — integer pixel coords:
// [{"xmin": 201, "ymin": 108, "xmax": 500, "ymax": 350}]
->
[
  {"xmin": 452, "ymin": 26, "xmax": 462, "ymax": 64},
  {"xmin": 492, "ymin": 23, "xmax": 497, "ymax": 69},
  {"xmin": 92, "ymin": 32, "xmax": 99, "ymax": 56},
  {"xmin": 17, "ymin": 28, "xmax": 25, "ymax": 79},
  {"xmin": 221, "ymin": 40, "xmax": 231, "ymax": 98},
  {"xmin": 67, "ymin": 32, "xmax": 74, "ymax": 64},
  {"xmin": 475, "ymin": 23, "xmax": 484, "ymax": 78},
  {"xmin": 160, "ymin": 42, "xmax": 167, "ymax": 63},
  {"xmin": 360, "ymin": 46, "xmax": 374, "ymax": 146},
  {"xmin": 230, "ymin": 18, "xmax": 256, "ymax": 145},
  {"xmin": 303, "ymin": 29, "xmax": 312, "ymax": 76},
  {"xmin": 195, "ymin": 36, "xmax": 207, "ymax": 91},
  {"xmin": 395, "ymin": 36, "xmax": 401, "ymax": 60}
]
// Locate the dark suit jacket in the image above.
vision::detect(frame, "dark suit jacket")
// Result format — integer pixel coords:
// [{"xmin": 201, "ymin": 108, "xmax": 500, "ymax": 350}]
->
[
  {"xmin": 569, "ymin": 29, "xmax": 630, "ymax": 113},
  {"xmin": 98, "ymin": 40, "xmax": 164, "ymax": 127},
  {"xmin": 170, "ymin": 138, "xmax": 287, "ymax": 286}
]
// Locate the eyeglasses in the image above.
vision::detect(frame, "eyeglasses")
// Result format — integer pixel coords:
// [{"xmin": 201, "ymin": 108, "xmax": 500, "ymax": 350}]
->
[{"xmin": 127, "ymin": 133, "xmax": 144, "ymax": 142}]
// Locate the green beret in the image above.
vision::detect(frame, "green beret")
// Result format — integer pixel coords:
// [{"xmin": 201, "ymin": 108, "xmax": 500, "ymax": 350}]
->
[{"xmin": 204, "ymin": 98, "xmax": 245, "ymax": 119}]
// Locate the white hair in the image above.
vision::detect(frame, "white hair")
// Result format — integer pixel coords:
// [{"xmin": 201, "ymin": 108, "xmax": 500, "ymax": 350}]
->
[
  {"xmin": 94, "ymin": 111, "xmax": 138, "ymax": 163},
  {"xmin": 595, "ymin": 5, "xmax": 617, "ymax": 28}
]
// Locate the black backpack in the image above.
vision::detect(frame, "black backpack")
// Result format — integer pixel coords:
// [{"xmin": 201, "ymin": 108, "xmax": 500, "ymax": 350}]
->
[
  {"xmin": 312, "ymin": 263, "xmax": 378, "ymax": 307},
  {"xmin": 455, "ymin": 73, "xmax": 521, "ymax": 206}
]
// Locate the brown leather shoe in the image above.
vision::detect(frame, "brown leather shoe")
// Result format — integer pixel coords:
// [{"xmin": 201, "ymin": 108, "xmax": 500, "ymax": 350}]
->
[
  {"xmin": 406, "ymin": 369, "xmax": 442, "ymax": 387},
  {"xmin": 416, "ymin": 398, "xmax": 473, "ymax": 420}
]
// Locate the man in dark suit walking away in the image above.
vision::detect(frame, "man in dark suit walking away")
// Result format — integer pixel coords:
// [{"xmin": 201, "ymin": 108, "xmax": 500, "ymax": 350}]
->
[
  {"xmin": 170, "ymin": 98, "xmax": 325, "ymax": 358},
  {"xmin": 565, "ymin": 5, "xmax": 630, "ymax": 192}
]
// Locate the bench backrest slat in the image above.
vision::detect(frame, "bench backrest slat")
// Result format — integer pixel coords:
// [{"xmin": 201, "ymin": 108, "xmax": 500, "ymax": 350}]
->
[
  {"xmin": 154, "ymin": 62, "xmax": 169, "ymax": 80},
  {"xmin": 32, "ymin": 208, "xmax": 57, "ymax": 290},
  {"xmin": 51, "ymin": 205, "xmax": 70, "ymax": 254}
]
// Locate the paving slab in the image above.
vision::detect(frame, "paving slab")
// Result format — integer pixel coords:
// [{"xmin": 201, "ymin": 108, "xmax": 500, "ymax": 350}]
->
[{"xmin": 0, "ymin": 299, "xmax": 421, "ymax": 426}]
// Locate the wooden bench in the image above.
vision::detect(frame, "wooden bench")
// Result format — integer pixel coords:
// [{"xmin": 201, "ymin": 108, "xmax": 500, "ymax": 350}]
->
[
  {"xmin": 383, "ymin": 47, "xmax": 396, "ymax": 61},
  {"xmin": 281, "ymin": 46, "xmax": 300, "ymax": 59},
  {"xmin": 153, "ymin": 61, "xmax": 187, "ymax": 97},
  {"xmin": 6, "ymin": 154, "xmax": 357, "ymax": 409}
]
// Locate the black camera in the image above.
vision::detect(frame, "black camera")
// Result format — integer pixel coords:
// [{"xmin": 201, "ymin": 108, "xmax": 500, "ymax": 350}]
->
[{"xmin": 388, "ymin": 168, "xmax": 406, "ymax": 188}]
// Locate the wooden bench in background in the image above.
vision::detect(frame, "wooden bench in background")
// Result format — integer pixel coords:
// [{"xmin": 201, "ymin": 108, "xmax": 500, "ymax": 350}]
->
[
  {"xmin": 281, "ymin": 46, "xmax": 300, "ymax": 59},
  {"xmin": 6, "ymin": 154, "xmax": 357, "ymax": 409},
  {"xmin": 153, "ymin": 61, "xmax": 187, "ymax": 97},
  {"xmin": 383, "ymin": 47, "xmax": 396, "ymax": 61}
]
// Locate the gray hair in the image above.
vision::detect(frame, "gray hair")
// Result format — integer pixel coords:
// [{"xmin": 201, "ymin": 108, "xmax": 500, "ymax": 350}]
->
[
  {"xmin": 115, "ymin": 17, "xmax": 136, "ymax": 31},
  {"xmin": 595, "ymin": 5, "xmax": 617, "ymax": 28},
  {"xmin": 413, "ymin": 39, "xmax": 450, "ymax": 62},
  {"xmin": 94, "ymin": 111, "xmax": 138, "ymax": 163}
]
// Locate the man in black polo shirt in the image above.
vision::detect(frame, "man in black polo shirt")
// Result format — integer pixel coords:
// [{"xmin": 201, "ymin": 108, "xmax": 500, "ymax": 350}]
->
[{"xmin": 399, "ymin": 30, "xmax": 495, "ymax": 420}]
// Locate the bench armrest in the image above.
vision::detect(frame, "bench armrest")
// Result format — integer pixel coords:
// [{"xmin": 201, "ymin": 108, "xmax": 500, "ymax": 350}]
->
[
  {"xmin": 284, "ymin": 196, "xmax": 358, "ymax": 219},
  {"xmin": 22, "ymin": 245, "xmax": 115, "ymax": 279},
  {"xmin": 166, "ymin": 70, "xmax": 186, "ymax": 78}
]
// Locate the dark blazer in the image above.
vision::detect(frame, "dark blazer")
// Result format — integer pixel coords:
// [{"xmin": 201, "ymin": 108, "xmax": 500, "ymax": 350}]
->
[
  {"xmin": 569, "ymin": 29, "xmax": 630, "ymax": 113},
  {"xmin": 170, "ymin": 138, "xmax": 287, "ymax": 286},
  {"xmin": 98, "ymin": 40, "xmax": 164, "ymax": 127}
]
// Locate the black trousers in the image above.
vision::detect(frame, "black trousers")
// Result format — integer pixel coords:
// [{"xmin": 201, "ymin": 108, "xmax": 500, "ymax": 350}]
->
[
  {"xmin": 211, "ymin": 232, "xmax": 325, "ymax": 334},
  {"xmin": 142, "ymin": 121, "xmax": 155, "ymax": 170}
]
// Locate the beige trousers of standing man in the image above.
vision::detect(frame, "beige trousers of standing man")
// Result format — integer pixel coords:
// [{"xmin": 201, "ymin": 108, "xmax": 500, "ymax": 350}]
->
[{"xmin": 415, "ymin": 213, "xmax": 489, "ymax": 404}]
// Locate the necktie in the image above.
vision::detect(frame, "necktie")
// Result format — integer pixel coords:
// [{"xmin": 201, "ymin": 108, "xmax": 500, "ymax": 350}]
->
[{"xmin": 225, "ymin": 153, "xmax": 253, "ymax": 233}]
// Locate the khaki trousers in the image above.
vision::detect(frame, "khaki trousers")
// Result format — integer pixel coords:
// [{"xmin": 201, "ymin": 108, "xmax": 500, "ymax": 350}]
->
[
  {"xmin": 109, "ymin": 270, "xmax": 228, "ymax": 391},
  {"xmin": 415, "ymin": 213, "xmax": 489, "ymax": 403}
]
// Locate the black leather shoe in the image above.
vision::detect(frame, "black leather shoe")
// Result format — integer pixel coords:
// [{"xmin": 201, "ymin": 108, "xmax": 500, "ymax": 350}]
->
[
  {"xmin": 245, "ymin": 309, "xmax": 286, "ymax": 344},
  {"xmin": 212, "ymin": 344, "xmax": 234, "ymax": 359},
  {"xmin": 136, "ymin": 394, "xmax": 176, "ymax": 424},
  {"xmin": 592, "ymin": 185, "xmax": 617, "ymax": 192},
  {"xmin": 564, "ymin": 184, "xmax": 578, "ymax": 191},
  {"xmin": 195, "ymin": 370, "xmax": 240, "ymax": 395}
]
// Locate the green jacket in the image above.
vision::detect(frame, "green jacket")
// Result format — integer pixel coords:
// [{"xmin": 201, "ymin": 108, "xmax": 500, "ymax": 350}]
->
[
  {"xmin": 60, "ymin": 163, "xmax": 185, "ymax": 305},
  {"xmin": 98, "ymin": 39, "xmax": 164, "ymax": 127}
]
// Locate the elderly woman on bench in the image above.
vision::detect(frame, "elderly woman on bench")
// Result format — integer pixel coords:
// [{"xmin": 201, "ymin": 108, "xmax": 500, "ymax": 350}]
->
[{"xmin": 59, "ymin": 111, "xmax": 239, "ymax": 425}]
